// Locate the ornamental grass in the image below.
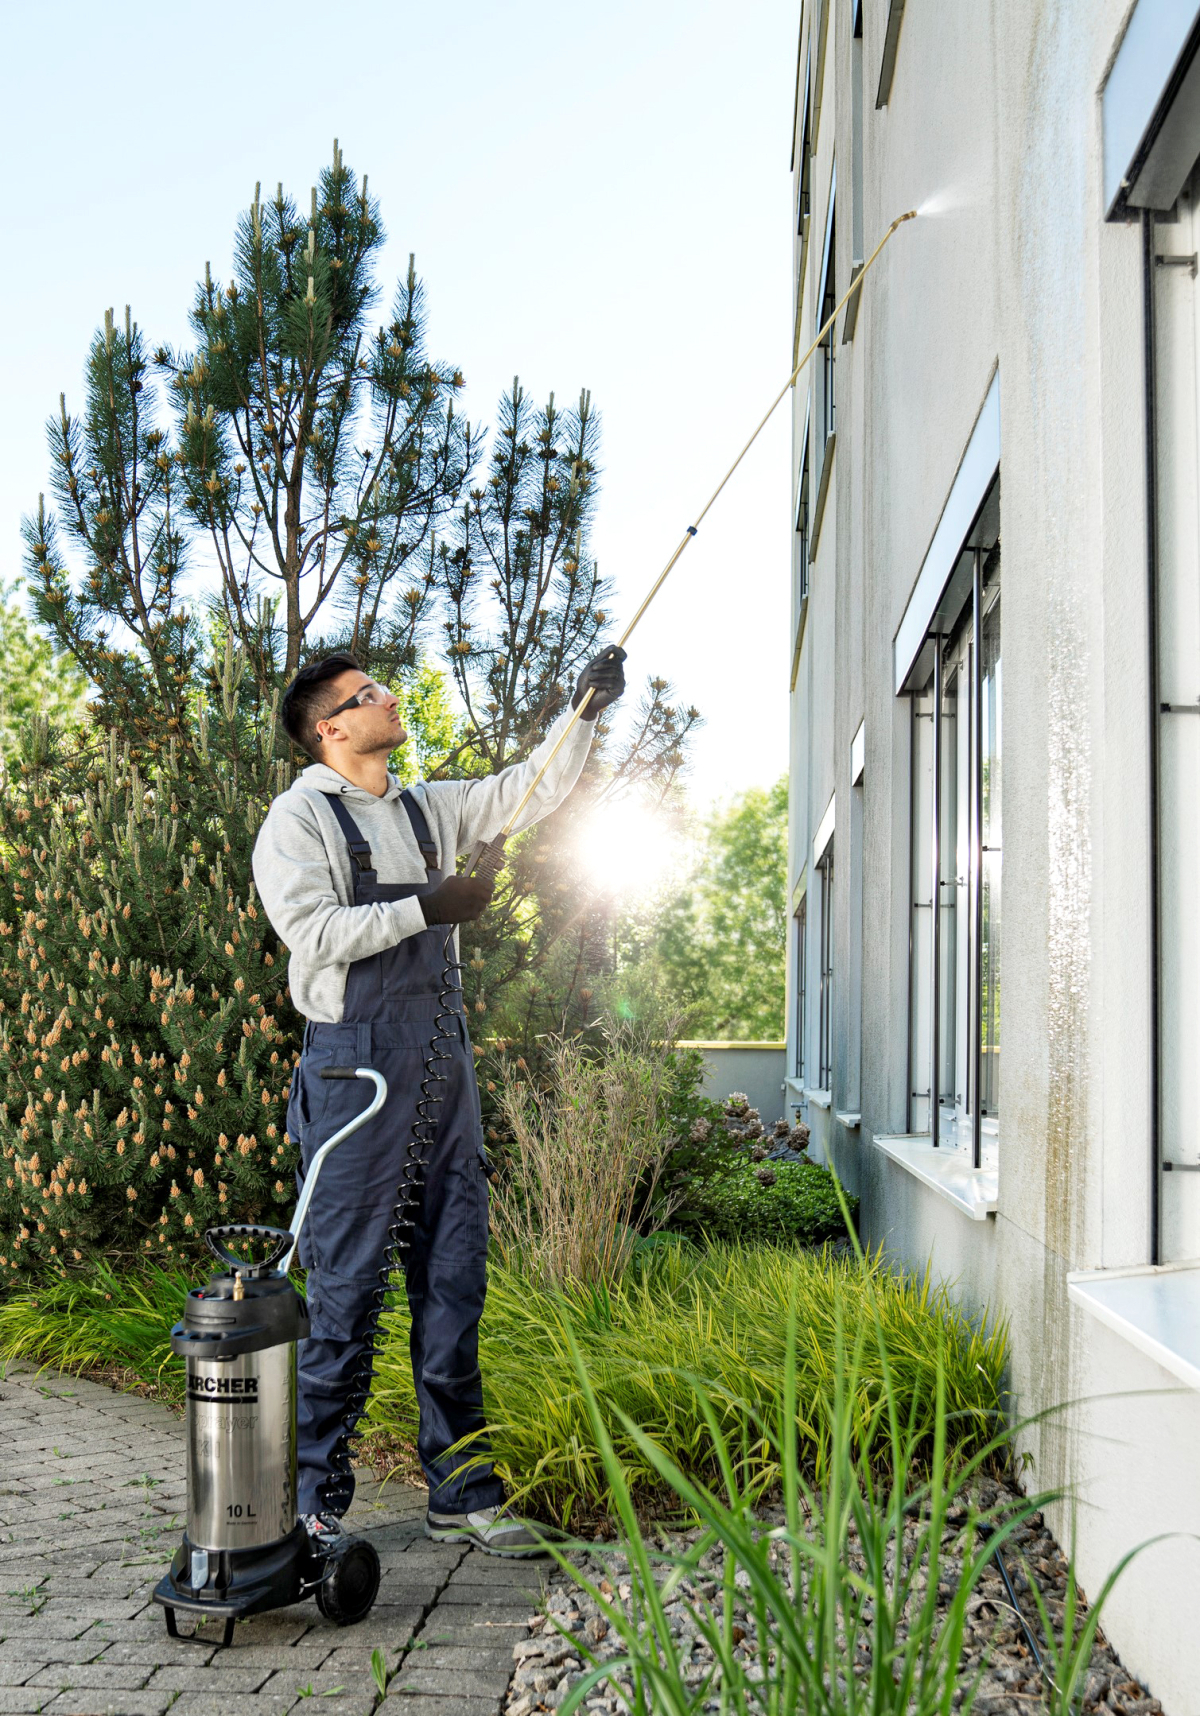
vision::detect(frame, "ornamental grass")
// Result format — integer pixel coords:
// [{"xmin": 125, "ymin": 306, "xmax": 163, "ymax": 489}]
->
[
  {"xmin": 0, "ymin": 1241, "xmax": 1007, "ymax": 1529},
  {"xmin": 363, "ymin": 1240, "xmax": 1008, "ymax": 1525}
]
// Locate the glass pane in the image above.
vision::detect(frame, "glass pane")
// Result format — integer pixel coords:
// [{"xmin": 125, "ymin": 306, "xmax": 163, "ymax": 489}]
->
[{"xmin": 980, "ymin": 594, "xmax": 1002, "ymax": 1117}]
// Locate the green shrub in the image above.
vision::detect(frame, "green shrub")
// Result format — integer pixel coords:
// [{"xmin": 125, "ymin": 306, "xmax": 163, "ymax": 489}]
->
[
  {"xmin": 0, "ymin": 712, "xmax": 301, "ymax": 1280},
  {"xmin": 677, "ymin": 1159, "xmax": 856, "ymax": 1246}
]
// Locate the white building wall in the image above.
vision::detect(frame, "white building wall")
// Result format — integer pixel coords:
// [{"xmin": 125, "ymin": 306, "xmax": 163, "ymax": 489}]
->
[{"xmin": 786, "ymin": 1, "xmax": 1200, "ymax": 1707}]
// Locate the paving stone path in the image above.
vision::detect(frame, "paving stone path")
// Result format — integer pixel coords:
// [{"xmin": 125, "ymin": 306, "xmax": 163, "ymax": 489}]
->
[{"xmin": 0, "ymin": 1366, "xmax": 545, "ymax": 1716}]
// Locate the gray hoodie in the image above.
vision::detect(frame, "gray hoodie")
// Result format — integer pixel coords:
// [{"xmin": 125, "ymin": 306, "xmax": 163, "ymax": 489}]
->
[{"xmin": 251, "ymin": 708, "xmax": 594, "ymax": 1023}]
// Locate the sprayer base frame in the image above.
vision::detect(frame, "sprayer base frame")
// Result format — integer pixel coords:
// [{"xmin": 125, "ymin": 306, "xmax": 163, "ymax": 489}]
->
[{"xmin": 153, "ymin": 1524, "xmax": 322, "ymax": 1646}]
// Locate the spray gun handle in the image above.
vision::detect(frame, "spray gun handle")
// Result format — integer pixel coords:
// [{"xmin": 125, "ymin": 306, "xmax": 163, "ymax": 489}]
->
[
  {"xmin": 279, "ymin": 1067, "xmax": 387, "ymax": 1277},
  {"xmin": 463, "ymin": 832, "xmax": 508, "ymax": 881},
  {"xmin": 205, "ymin": 1224, "xmax": 293, "ymax": 1278}
]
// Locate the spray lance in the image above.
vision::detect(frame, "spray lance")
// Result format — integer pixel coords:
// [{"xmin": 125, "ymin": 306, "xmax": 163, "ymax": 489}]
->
[{"xmin": 461, "ymin": 207, "xmax": 918, "ymax": 886}]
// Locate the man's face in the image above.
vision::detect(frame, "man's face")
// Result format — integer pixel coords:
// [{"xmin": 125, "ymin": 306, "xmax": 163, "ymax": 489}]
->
[{"xmin": 318, "ymin": 672, "xmax": 408, "ymax": 755}]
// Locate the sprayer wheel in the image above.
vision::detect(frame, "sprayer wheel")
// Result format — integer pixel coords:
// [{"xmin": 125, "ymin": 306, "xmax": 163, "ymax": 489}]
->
[{"xmin": 315, "ymin": 1537, "xmax": 381, "ymax": 1626}]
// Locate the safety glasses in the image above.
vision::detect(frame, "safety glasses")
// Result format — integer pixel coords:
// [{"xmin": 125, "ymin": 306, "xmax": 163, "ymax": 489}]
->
[{"xmin": 315, "ymin": 682, "xmax": 393, "ymax": 739}]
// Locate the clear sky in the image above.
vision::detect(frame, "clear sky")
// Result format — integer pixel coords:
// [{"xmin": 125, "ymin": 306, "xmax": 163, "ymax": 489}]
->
[{"xmin": 1, "ymin": 0, "xmax": 795, "ymax": 808}]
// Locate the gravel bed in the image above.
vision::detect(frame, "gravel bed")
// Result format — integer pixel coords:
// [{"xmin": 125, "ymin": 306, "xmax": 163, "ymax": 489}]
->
[{"xmin": 502, "ymin": 1483, "xmax": 1163, "ymax": 1716}]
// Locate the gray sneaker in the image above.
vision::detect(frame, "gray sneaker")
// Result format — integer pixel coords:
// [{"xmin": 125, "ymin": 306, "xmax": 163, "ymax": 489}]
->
[{"xmin": 424, "ymin": 1504, "xmax": 546, "ymax": 1557}]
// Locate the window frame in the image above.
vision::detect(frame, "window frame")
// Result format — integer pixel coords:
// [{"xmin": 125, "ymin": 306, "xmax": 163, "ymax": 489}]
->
[
  {"xmin": 817, "ymin": 168, "xmax": 837, "ymax": 448},
  {"xmin": 907, "ymin": 547, "xmax": 1000, "ymax": 1166}
]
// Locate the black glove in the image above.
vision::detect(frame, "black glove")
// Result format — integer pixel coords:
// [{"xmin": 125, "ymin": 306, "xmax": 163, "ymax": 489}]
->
[
  {"xmin": 420, "ymin": 873, "xmax": 495, "ymax": 926},
  {"xmin": 572, "ymin": 646, "xmax": 627, "ymax": 721}
]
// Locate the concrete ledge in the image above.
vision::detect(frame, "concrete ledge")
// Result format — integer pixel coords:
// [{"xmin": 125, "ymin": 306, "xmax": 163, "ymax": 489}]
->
[
  {"xmin": 1067, "ymin": 1260, "xmax": 1200, "ymax": 1392},
  {"xmin": 805, "ymin": 1088, "xmax": 833, "ymax": 1109},
  {"xmin": 872, "ymin": 1134, "xmax": 998, "ymax": 1221}
]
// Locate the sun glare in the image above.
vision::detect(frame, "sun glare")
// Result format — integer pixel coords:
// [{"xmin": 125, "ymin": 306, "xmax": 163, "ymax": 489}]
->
[{"xmin": 577, "ymin": 801, "xmax": 679, "ymax": 900}]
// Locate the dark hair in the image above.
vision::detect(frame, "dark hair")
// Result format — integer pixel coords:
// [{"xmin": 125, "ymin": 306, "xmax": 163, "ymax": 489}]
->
[{"xmin": 281, "ymin": 652, "xmax": 362, "ymax": 760}]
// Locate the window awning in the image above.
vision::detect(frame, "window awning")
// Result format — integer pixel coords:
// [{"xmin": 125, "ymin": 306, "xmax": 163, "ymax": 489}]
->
[
  {"xmin": 1103, "ymin": 0, "xmax": 1200, "ymax": 219},
  {"xmin": 893, "ymin": 371, "xmax": 1000, "ymax": 696}
]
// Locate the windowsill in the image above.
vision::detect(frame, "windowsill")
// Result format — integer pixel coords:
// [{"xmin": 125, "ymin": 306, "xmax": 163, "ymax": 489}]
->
[
  {"xmin": 872, "ymin": 1134, "xmax": 998, "ymax": 1221},
  {"xmin": 1067, "ymin": 1261, "xmax": 1200, "ymax": 1392},
  {"xmin": 805, "ymin": 1087, "xmax": 833, "ymax": 1109},
  {"xmin": 835, "ymin": 1110, "xmax": 861, "ymax": 1129}
]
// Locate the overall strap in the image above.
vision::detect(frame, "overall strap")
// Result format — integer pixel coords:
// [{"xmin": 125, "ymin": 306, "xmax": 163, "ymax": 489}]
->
[
  {"xmin": 399, "ymin": 790, "xmax": 439, "ymax": 872},
  {"xmin": 320, "ymin": 793, "xmax": 374, "ymax": 874}
]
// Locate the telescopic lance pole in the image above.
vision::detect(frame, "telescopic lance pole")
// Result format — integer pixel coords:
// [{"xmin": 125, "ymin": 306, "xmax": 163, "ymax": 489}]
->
[{"xmin": 464, "ymin": 207, "xmax": 917, "ymax": 878}]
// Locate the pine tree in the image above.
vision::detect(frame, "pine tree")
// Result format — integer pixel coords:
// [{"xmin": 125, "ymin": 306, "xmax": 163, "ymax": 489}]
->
[{"xmin": 23, "ymin": 141, "xmax": 470, "ymax": 756}]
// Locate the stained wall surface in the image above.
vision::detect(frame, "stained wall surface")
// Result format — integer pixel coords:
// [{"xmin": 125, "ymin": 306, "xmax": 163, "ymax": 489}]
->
[{"xmin": 784, "ymin": 1, "xmax": 1200, "ymax": 1707}]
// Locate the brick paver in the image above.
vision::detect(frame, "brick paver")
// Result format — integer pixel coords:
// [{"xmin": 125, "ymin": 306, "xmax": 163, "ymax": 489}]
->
[{"xmin": 0, "ymin": 1366, "xmax": 545, "ymax": 1716}]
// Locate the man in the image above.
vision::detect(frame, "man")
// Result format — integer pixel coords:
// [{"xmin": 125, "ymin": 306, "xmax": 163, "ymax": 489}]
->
[{"xmin": 251, "ymin": 647, "xmax": 625, "ymax": 1556}]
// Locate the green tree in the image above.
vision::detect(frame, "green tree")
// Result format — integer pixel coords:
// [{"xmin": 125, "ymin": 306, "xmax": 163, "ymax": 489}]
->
[
  {"xmin": 0, "ymin": 578, "xmax": 88, "ymax": 765},
  {"xmin": 26, "ymin": 141, "xmax": 471, "ymax": 747},
  {"xmin": 612, "ymin": 777, "xmax": 788, "ymax": 1040}
]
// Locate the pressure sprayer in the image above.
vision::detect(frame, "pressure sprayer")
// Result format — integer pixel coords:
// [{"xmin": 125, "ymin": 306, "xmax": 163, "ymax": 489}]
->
[
  {"xmin": 153, "ymin": 1069, "xmax": 387, "ymax": 1644},
  {"xmin": 155, "ymin": 208, "xmax": 917, "ymax": 1645}
]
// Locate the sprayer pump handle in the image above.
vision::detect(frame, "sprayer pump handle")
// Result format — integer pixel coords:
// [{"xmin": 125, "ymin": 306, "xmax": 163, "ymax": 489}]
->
[
  {"xmin": 205, "ymin": 1224, "xmax": 294, "ymax": 1277},
  {"xmin": 319, "ymin": 1066, "xmax": 363, "ymax": 1079}
]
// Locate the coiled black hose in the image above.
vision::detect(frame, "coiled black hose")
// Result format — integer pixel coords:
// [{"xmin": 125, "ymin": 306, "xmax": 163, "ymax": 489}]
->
[{"xmin": 320, "ymin": 834, "xmax": 508, "ymax": 1516}]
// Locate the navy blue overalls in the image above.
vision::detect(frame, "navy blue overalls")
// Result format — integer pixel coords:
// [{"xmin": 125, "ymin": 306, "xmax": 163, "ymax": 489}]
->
[{"xmin": 285, "ymin": 788, "xmax": 504, "ymax": 1519}]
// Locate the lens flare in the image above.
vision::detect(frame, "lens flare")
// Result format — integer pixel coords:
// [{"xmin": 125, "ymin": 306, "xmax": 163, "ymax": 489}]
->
[{"xmin": 577, "ymin": 801, "xmax": 678, "ymax": 899}]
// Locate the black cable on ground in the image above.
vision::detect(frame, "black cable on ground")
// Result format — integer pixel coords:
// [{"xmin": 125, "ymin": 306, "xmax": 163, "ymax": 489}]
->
[{"xmin": 975, "ymin": 1519, "xmax": 1049, "ymax": 1685}]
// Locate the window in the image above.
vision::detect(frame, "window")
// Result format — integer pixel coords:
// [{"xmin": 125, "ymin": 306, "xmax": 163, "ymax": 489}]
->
[
  {"xmin": 908, "ymin": 545, "xmax": 1001, "ymax": 1163},
  {"xmin": 850, "ymin": 1, "xmax": 865, "ymax": 266},
  {"xmin": 819, "ymin": 201, "xmax": 837, "ymax": 445},
  {"xmin": 817, "ymin": 843, "xmax": 835, "ymax": 1091},
  {"xmin": 793, "ymin": 44, "xmax": 813, "ymax": 339},
  {"xmin": 795, "ymin": 401, "xmax": 811, "ymax": 601},
  {"xmin": 1152, "ymin": 161, "xmax": 1200, "ymax": 1261},
  {"xmin": 794, "ymin": 897, "xmax": 808, "ymax": 1083},
  {"xmin": 796, "ymin": 45, "xmax": 812, "ymax": 239}
]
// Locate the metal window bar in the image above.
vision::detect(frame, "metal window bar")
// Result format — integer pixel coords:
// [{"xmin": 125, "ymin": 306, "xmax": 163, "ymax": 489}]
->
[
  {"xmin": 971, "ymin": 549, "xmax": 984, "ymax": 1169},
  {"xmin": 819, "ymin": 850, "xmax": 835, "ymax": 1089}
]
